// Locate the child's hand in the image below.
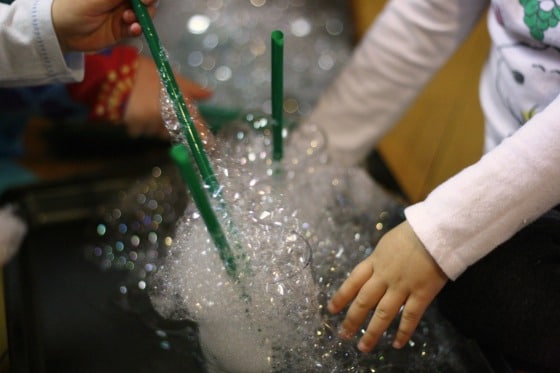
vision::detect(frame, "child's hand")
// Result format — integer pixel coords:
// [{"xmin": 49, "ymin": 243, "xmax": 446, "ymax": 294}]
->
[
  {"xmin": 328, "ymin": 221, "xmax": 448, "ymax": 352},
  {"xmin": 52, "ymin": 0, "xmax": 158, "ymax": 53},
  {"xmin": 124, "ymin": 54, "xmax": 213, "ymax": 142}
]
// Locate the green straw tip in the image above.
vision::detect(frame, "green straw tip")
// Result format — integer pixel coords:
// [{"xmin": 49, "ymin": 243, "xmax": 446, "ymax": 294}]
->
[
  {"xmin": 271, "ymin": 30, "xmax": 284, "ymax": 44},
  {"xmin": 169, "ymin": 143, "xmax": 190, "ymax": 170}
]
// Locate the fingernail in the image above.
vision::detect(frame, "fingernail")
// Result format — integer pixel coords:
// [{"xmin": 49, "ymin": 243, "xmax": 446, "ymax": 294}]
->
[
  {"xmin": 392, "ymin": 340, "xmax": 402, "ymax": 349},
  {"xmin": 357, "ymin": 341, "xmax": 370, "ymax": 352},
  {"xmin": 338, "ymin": 326, "xmax": 352, "ymax": 340}
]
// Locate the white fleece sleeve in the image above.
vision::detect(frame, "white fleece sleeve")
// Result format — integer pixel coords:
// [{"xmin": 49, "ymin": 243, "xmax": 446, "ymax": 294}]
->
[
  {"xmin": 405, "ymin": 96, "xmax": 560, "ymax": 279},
  {"xmin": 303, "ymin": 0, "xmax": 489, "ymax": 166},
  {"xmin": 0, "ymin": 0, "xmax": 84, "ymax": 87}
]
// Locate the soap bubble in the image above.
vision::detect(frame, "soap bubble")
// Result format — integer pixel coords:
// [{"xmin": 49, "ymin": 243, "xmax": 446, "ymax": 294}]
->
[{"xmin": 148, "ymin": 116, "xmax": 408, "ymax": 372}]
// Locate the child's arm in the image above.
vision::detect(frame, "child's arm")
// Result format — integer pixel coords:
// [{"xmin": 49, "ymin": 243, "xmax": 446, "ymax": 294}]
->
[
  {"xmin": 0, "ymin": 0, "xmax": 157, "ymax": 87},
  {"xmin": 304, "ymin": 0, "xmax": 487, "ymax": 166},
  {"xmin": 327, "ymin": 221, "xmax": 448, "ymax": 352},
  {"xmin": 124, "ymin": 53, "xmax": 212, "ymax": 140}
]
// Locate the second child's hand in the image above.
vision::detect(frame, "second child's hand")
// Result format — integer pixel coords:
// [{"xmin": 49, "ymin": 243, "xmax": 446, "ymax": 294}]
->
[{"xmin": 52, "ymin": 0, "xmax": 159, "ymax": 53}]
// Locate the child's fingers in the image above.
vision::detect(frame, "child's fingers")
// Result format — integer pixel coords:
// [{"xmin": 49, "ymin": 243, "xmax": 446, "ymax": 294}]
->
[
  {"xmin": 123, "ymin": 1, "xmax": 157, "ymax": 37},
  {"xmin": 122, "ymin": 9, "xmax": 137, "ymax": 24},
  {"xmin": 392, "ymin": 295, "xmax": 429, "ymax": 349},
  {"xmin": 145, "ymin": 4, "xmax": 157, "ymax": 19},
  {"xmin": 393, "ymin": 282, "xmax": 445, "ymax": 348},
  {"xmin": 327, "ymin": 260, "xmax": 374, "ymax": 314},
  {"xmin": 339, "ymin": 276, "xmax": 387, "ymax": 340},
  {"xmin": 357, "ymin": 290, "xmax": 407, "ymax": 352}
]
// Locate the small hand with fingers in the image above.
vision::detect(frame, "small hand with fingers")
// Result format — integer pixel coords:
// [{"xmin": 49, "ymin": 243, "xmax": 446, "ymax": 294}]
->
[{"xmin": 328, "ymin": 221, "xmax": 448, "ymax": 352}]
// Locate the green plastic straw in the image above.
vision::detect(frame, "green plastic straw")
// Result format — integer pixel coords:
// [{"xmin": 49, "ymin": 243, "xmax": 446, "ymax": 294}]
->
[
  {"xmin": 170, "ymin": 144, "xmax": 238, "ymax": 279},
  {"xmin": 271, "ymin": 30, "xmax": 284, "ymax": 162},
  {"xmin": 130, "ymin": 0, "xmax": 220, "ymax": 193},
  {"xmin": 131, "ymin": 0, "xmax": 244, "ymax": 279}
]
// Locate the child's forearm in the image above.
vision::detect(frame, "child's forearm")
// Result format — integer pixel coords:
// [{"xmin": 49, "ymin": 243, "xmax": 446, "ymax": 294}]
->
[
  {"xmin": 304, "ymin": 0, "xmax": 487, "ymax": 166},
  {"xmin": 405, "ymin": 97, "xmax": 560, "ymax": 279}
]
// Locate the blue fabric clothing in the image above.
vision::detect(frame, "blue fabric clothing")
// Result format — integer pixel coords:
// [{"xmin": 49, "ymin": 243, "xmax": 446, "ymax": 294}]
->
[
  {"xmin": 0, "ymin": 85, "xmax": 88, "ymax": 158},
  {"xmin": 0, "ymin": 159, "xmax": 36, "ymax": 195}
]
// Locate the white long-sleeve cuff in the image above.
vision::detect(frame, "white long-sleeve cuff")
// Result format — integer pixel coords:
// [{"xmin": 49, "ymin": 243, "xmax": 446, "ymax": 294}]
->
[
  {"xmin": 405, "ymin": 101, "xmax": 560, "ymax": 279},
  {"xmin": 0, "ymin": 0, "xmax": 84, "ymax": 87}
]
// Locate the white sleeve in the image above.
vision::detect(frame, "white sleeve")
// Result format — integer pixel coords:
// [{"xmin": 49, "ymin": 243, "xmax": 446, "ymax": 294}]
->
[
  {"xmin": 0, "ymin": 206, "xmax": 27, "ymax": 266},
  {"xmin": 0, "ymin": 0, "xmax": 84, "ymax": 87},
  {"xmin": 405, "ymin": 96, "xmax": 560, "ymax": 279},
  {"xmin": 304, "ymin": 0, "xmax": 488, "ymax": 166}
]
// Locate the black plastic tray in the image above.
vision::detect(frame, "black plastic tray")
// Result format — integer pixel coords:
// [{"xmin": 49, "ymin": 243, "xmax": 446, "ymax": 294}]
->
[{"xmin": 1, "ymin": 160, "xmax": 205, "ymax": 373}]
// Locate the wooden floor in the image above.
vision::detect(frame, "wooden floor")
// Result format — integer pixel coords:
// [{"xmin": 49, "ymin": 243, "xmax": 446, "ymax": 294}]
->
[{"xmin": 350, "ymin": 0, "xmax": 489, "ymax": 203}]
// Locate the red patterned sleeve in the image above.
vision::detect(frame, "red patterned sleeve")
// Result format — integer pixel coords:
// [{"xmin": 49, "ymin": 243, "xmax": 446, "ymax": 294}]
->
[{"xmin": 66, "ymin": 46, "xmax": 139, "ymax": 123}]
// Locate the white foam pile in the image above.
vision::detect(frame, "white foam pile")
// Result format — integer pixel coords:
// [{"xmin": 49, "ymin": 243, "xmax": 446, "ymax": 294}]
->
[{"xmin": 149, "ymin": 109, "xmax": 413, "ymax": 372}]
